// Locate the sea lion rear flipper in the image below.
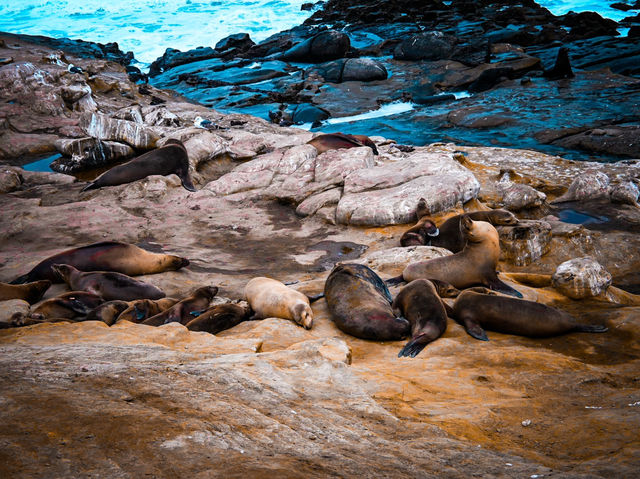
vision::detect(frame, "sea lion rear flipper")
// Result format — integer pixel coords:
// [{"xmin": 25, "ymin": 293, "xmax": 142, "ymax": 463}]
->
[
  {"xmin": 398, "ymin": 334, "xmax": 431, "ymax": 358},
  {"xmin": 307, "ymin": 293, "xmax": 324, "ymax": 302},
  {"xmin": 575, "ymin": 324, "xmax": 608, "ymax": 334},
  {"xmin": 385, "ymin": 275, "xmax": 405, "ymax": 287},
  {"xmin": 462, "ymin": 318, "xmax": 489, "ymax": 341},
  {"xmin": 485, "ymin": 275, "xmax": 523, "ymax": 298},
  {"xmin": 81, "ymin": 182, "xmax": 98, "ymax": 192},
  {"xmin": 180, "ymin": 176, "xmax": 196, "ymax": 192}
]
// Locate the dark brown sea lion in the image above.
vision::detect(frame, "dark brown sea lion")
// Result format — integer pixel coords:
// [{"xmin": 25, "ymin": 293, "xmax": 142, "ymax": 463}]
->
[
  {"xmin": 325, "ymin": 263, "xmax": 409, "ymax": 340},
  {"xmin": 0, "ymin": 280, "xmax": 51, "ymax": 304},
  {"xmin": 392, "ymin": 279, "xmax": 448, "ymax": 358},
  {"xmin": 116, "ymin": 297, "xmax": 179, "ymax": 323},
  {"xmin": 82, "ymin": 300, "xmax": 130, "ymax": 326},
  {"xmin": 81, "ymin": 139, "xmax": 195, "ymax": 192},
  {"xmin": 31, "ymin": 291, "xmax": 104, "ymax": 320},
  {"xmin": 52, "ymin": 264, "xmax": 165, "ymax": 301},
  {"xmin": 10, "ymin": 241, "xmax": 189, "ymax": 284},
  {"xmin": 402, "ymin": 217, "xmax": 522, "ymax": 297},
  {"xmin": 142, "ymin": 286, "xmax": 218, "ymax": 327},
  {"xmin": 185, "ymin": 303, "xmax": 251, "ymax": 334},
  {"xmin": 429, "ymin": 209, "xmax": 518, "ymax": 253},
  {"xmin": 307, "ymin": 132, "xmax": 378, "ymax": 155},
  {"xmin": 451, "ymin": 290, "xmax": 608, "ymax": 341},
  {"xmin": 400, "ymin": 198, "xmax": 440, "ymax": 247}
]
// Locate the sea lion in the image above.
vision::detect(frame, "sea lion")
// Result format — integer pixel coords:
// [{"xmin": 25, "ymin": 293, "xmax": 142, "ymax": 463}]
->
[
  {"xmin": 116, "ymin": 297, "xmax": 179, "ymax": 323},
  {"xmin": 451, "ymin": 290, "xmax": 608, "ymax": 341},
  {"xmin": 185, "ymin": 303, "xmax": 251, "ymax": 334},
  {"xmin": 400, "ymin": 198, "xmax": 440, "ymax": 247},
  {"xmin": 429, "ymin": 209, "xmax": 519, "ymax": 253},
  {"xmin": 82, "ymin": 300, "xmax": 130, "ymax": 326},
  {"xmin": 31, "ymin": 291, "xmax": 104, "ymax": 320},
  {"xmin": 402, "ymin": 217, "xmax": 522, "ymax": 297},
  {"xmin": 52, "ymin": 264, "xmax": 165, "ymax": 301},
  {"xmin": 81, "ymin": 139, "xmax": 196, "ymax": 192},
  {"xmin": 325, "ymin": 263, "xmax": 409, "ymax": 340},
  {"xmin": 142, "ymin": 286, "xmax": 218, "ymax": 327},
  {"xmin": 244, "ymin": 277, "xmax": 313, "ymax": 329},
  {"xmin": 10, "ymin": 241, "xmax": 189, "ymax": 284},
  {"xmin": 0, "ymin": 280, "xmax": 51, "ymax": 304},
  {"xmin": 392, "ymin": 279, "xmax": 448, "ymax": 358},
  {"xmin": 429, "ymin": 279, "xmax": 461, "ymax": 298},
  {"xmin": 307, "ymin": 133, "xmax": 378, "ymax": 155}
]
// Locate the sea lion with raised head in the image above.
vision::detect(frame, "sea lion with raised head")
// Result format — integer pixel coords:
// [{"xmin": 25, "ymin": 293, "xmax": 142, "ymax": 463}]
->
[
  {"xmin": 392, "ymin": 279, "xmax": 448, "ymax": 358},
  {"xmin": 116, "ymin": 297, "xmax": 179, "ymax": 323},
  {"xmin": 325, "ymin": 263, "xmax": 409, "ymax": 340},
  {"xmin": 429, "ymin": 209, "xmax": 518, "ymax": 253},
  {"xmin": 142, "ymin": 286, "xmax": 218, "ymax": 327},
  {"xmin": 400, "ymin": 198, "xmax": 440, "ymax": 247},
  {"xmin": 244, "ymin": 277, "xmax": 313, "ymax": 329},
  {"xmin": 10, "ymin": 241, "xmax": 189, "ymax": 284},
  {"xmin": 451, "ymin": 290, "xmax": 608, "ymax": 341},
  {"xmin": 52, "ymin": 264, "xmax": 166, "ymax": 301},
  {"xmin": 307, "ymin": 132, "xmax": 378, "ymax": 155},
  {"xmin": 402, "ymin": 217, "xmax": 522, "ymax": 297},
  {"xmin": 185, "ymin": 303, "xmax": 251, "ymax": 334},
  {"xmin": 81, "ymin": 139, "xmax": 195, "ymax": 192},
  {"xmin": 0, "ymin": 280, "xmax": 51, "ymax": 304}
]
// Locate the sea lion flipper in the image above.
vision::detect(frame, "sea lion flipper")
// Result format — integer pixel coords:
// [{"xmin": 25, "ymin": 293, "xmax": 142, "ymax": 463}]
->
[
  {"xmin": 398, "ymin": 334, "xmax": 431, "ymax": 358},
  {"xmin": 9, "ymin": 273, "xmax": 31, "ymax": 285},
  {"xmin": 485, "ymin": 275, "xmax": 523, "ymax": 298},
  {"xmin": 462, "ymin": 318, "xmax": 489, "ymax": 341},
  {"xmin": 385, "ymin": 275, "xmax": 405, "ymax": 286},
  {"xmin": 81, "ymin": 182, "xmax": 98, "ymax": 192},
  {"xmin": 574, "ymin": 324, "xmax": 608, "ymax": 334},
  {"xmin": 307, "ymin": 292, "xmax": 325, "ymax": 302}
]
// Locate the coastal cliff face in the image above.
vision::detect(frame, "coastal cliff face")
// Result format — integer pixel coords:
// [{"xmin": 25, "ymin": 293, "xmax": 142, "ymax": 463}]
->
[{"xmin": 1, "ymin": 32, "xmax": 640, "ymax": 478}]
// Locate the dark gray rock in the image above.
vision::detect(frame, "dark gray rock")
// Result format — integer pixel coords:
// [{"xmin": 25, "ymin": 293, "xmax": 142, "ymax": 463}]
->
[
  {"xmin": 280, "ymin": 30, "xmax": 350, "ymax": 63},
  {"xmin": 393, "ymin": 31, "xmax": 456, "ymax": 61}
]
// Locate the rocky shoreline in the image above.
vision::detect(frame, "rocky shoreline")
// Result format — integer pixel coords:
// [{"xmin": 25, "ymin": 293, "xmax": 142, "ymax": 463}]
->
[{"xmin": 1, "ymin": 4, "xmax": 640, "ymax": 477}]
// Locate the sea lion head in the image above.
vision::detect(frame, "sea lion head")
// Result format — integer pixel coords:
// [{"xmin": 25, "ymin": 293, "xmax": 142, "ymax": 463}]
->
[
  {"xmin": 166, "ymin": 255, "xmax": 190, "ymax": 270},
  {"xmin": 429, "ymin": 279, "xmax": 460, "ymax": 298},
  {"xmin": 51, "ymin": 264, "xmax": 76, "ymax": 282},
  {"xmin": 461, "ymin": 218, "xmax": 499, "ymax": 247},
  {"xmin": 193, "ymin": 286, "xmax": 219, "ymax": 301},
  {"xmin": 492, "ymin": 209, "xmax": 519, "ymax": 226},
  {"xmin": 292, "ymin": 302, "xmax": 313, "ymax": 329}
]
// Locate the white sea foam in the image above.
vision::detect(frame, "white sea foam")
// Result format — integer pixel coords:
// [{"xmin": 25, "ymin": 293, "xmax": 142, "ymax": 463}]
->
[
  {"xmin": 326, "ymin": 102, "xmax": 415, "ymax": 125},
  {"xmin": 537, "ymin": 0, "xmax": 638, "ymax": 22}
]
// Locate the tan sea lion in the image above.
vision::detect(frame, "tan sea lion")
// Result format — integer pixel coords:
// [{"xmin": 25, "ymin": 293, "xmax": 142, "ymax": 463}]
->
[
  {"xmin": 81, "ymin": 139, "xmax": 196, "ymax": 192},
  {"xmin": 244, "ymin": 277, "xmax": 313, "ymax": 329},
  {"xmin": 52, "ymin": 264, "xmax": 165, "ymax": 301},
  {"xmin": 307, "ymin": 132, "xmax": 378, "ymax": 155},
  {"xmin": 116, "ymin": 297, "xmax": 179, "ymax": 323},
  {"xmin": 142, "ymin": 286, "xmax": 218, "ymax": 327},
  {"xmin": 400, "ymin": 198, "xmax": 440, "ymax": 247},
  {"xmin": 325, "ymin": 263, "xmax": 409, "ymax": 340},
  {"xmin": 392, "ymin": 279, "xmax": 448, "ymax": 358},
  {"xmin": 402, "ymin": 217, "xmax": 522, "ymax": 297},
  {"xmin": 0, "ymin": 280, "xmax": 51, "ymax": 304},
  {"xmin": 451, "ymin": 290, "xmax": 608, "ymax": 341},
  {"xmin": 10, "ymin": 241, "xmax": 189, "ymax": 284},
  {"xmin": 429, "ymin": 209, "xmax": 518, "ymax": 253},
  {"xmin": 82, "ymin": 300, "xmax": 130, "ymax": 326},
  {"xmin": 185, "ymin": 303, "xmax": 251, "ymax": 334}
]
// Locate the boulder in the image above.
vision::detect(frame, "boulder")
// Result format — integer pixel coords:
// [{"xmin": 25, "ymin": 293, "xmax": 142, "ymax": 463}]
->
[
  {"xmin": 393, "ymin": 31, "xmax": 456, "ymax": 61},
  {"xmin": 0, "ymin": 168, "xmax": 22, "ymax": 193},
  {"xmin": 353, "ymin": 246, "xmax": 452, "ymax": 275},
  {"xmin": 52, "ymin": 137, "xmax": 135, "ymax": 173},
  {"xmin": 215, "ymin": 33, "xmax": 255, "ymax": 53},
  {"xmin": 551, "ymin": 169, "xmax": 610, "ymax": 204},
  {"xmin": 280, "ymin": 30, "xmax": 350, "ymax": 63},
  {"xmin": 552, "ymin": 257, "xmax": 613, "ymax": 299},
  {"xmin": 499, "ymin": 182, "xmax": 547, "ymax": 211},
  {"xmin": 149, "ymin": 46, "xmax": 219, "ymax": 76},
  {"xmin": 80, "ymin": 112, "xmax": 160, "ymax": 149},
  {"xmin": 142, "ymin": 106, "xmax": 180, "ymax": 127},
  {"xmin": 306, "ymin": 58, "xmax": 388, "ymax": 83},
  {"xmin": 610, "ymin": 180, "xmax": 640, "ymax": 206},
  {"xmin": 497, "ymin": 220, "xmax": 552, "ymax": 266},
  {"xmin": 0, "ymin": 299, "xmax": 30, "ymax": 325},
  {"xmin": 296, "ymin": 187, "xmax": 342, "ymax": 217}
]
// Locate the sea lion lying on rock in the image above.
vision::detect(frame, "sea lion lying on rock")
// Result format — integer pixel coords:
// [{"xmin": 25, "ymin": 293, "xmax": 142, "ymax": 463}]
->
[
  {"xmin": 307, "ymin": 132, "xmax": 378, "ymax": 155},
  {"xmin": 0, "ymin": 280, "xmax": 51, "ymax": 304},
  {"xmin": 116, "ymin": 298, "xmax": 179, "ymax": 323},
  {"xmin": 142, "ymin": 286, "xmax": 218, "ymax": 326},
  {"xmin": 185, "ymin": 303, "xmax": 251, "ymax": 334},
  {"xmin": 244, "ymin": 277, "xmax": 313, "ymax": 329}
]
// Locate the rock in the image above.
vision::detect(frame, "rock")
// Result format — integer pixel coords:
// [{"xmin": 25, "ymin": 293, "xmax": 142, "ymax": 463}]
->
[
  {"xmin": 52, "ymin": 137, "xmax": 135, "ymax": 173},
  {"xmin": 0, "ymin": 168, "xmax": 22, "ymax": 193},
  {"xmin": 552, "ymin": 257, "xmax": 613, "ymax": 299},
  {"xmin": 117, "ymin": 175, "xmax": 183, "ymax": 202},
  {"xmin": 142, "ymin": 106, "xmax": 181, "ymax": 127},
  {"xmin": 550, "ymin": 126, "xmax": 640, "ymax": 159},
  {"xmin": 562, "ymin": 11, "xmax": 619, "ymax": 40},
  {"xmin": 284, "ymin": 103, "xmax": 331, "ymax": 125},
  {"xmin": 296, "ymin": 187, "xmax": 342, "ymax": 217},
  {"xmin": 60, "ymin": 83, "xmax": 98, "ymax": 112},
  {"xmin": 393, "ymin": 31, "xmax": 457, "ymax": 61},
  {"xmin": 149, "ymin": 46, "xmax": 219, "ymax": 77},
  {"xmin": 353, "ymin": 246, "xmax": 452, "ymax": 275},
  {"xmin": 314, "ymin": 147, "xmax": 375, "ymax": 184},
  {"xmin": 280, "ymin": 30, "xmax": 350, "ymax": 63},
  {"xmin": 0, "ymin": 299, "xmax": 30, "ymax": 324},
  {"xmin": 307, "ymin": 58, "xmax": 388, "ymax": 83},
  {"xmin": 181, "ymin": 131, "xmax": 230, "ymax": 169},
  {"xmin": 80, "ymin": 112, "xmax": 160, "ymax": 149},
  {"xmin": 497, "ymin": 220, "xmax": 552, "ymax": 266},
  {"xmin": 498, "ymin": 176, "xmax": 547, "ymax": 211},
  {"xmin": 610, "ymin": 180, "xmax": 640, "ymax": 206},
  {"xmin": 215, "ymin": 33, "xmax": 255, "ymax": 53},
  {"xmin": 551, "ymin": 169, "xmax": 610, "ymax": 204}
]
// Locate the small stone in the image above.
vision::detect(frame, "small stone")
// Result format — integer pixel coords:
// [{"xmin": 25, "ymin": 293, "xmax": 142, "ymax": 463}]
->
[{"xmin": 522, "ymin": 419, "xmax": 532, "ymax": 427}]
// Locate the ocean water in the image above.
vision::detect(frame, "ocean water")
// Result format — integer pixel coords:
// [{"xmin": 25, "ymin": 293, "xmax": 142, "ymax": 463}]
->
[{"xmin": 0, "ymin": 1, "xmax": 635, "ymax": 67}]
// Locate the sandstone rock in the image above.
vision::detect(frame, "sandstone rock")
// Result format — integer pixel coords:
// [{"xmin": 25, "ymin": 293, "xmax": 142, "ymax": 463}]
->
[
  {"xmin": 552, "ymin": 257, "xmax": 613, "ymax": 299},
  {"xmin": 393, "ymin": 31, "xmax": 456, "ymax": 61},
  {"xmin": 52, "ymin": 137, "xmax": 135, "ymax": 173},
  {"xmin": 498, "ymin": 176, "xmax": 547, "ymax": 211},
  {"xmin": 497, "ymin": 220, "xmax": 552, "ymax": 266},
  {"xmin": 60, "ymin": 83, "xmax": 97, "ymax": 112},
  {"xmin": 0, "ymin": 62, "xmax": 65, "ymax": 116},
  {"xmin": 80, "ymin": 112, "xmax": 160, "ymax": 149},
  {"xmin": 142, "ymin": 106, "xmax": 180, "ymax": 127},
  {"xmin": 280, "ymin": 30, "xmax": 350, "ymax": 63},
  {"xmin": 182, "ymin": 131, "xmax": 229, "ymax": 169},
  {"xmin": 0, "ymin": 168, "xmax": 22, "ymax": 193},
  {"xmin": 610, "ymin": 180, "xmax": 640, "ymax": 206},
  {"xmin": 315, "ymin": 147, "xmax": 374, "ymax": 184},
  {"xmin": 296, "ymin": 187, "xmax": 342, "ymax": 217},
  {"xmin": 113, "ymin": 105, "xmax": 144, "ymax": 123},
  {"xmin": 0, "ymin": 299, "xmax": 30, "ymax": 324},
  {"xmin": 353, "ymin": 246, "xmax": 452, "ymax": 275},
  {"xmin": 551, "ymin": 169, "xmax": 610, "ymax": 204},
  {"xmin": 116, "ymin": 174, "xmax": 183, "ymax": 202}
]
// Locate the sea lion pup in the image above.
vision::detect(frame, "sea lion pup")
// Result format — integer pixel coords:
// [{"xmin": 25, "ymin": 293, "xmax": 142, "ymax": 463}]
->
[
  {"xmin": 325, "ymin": 263, "xmax": 409, "ymax": 340},
  {"xmin": 142, "ymin": 286, "xmax": 218, "ymax": 327},
  {"xmin": 0, "ymin": 280, "xmax": 51, "ymax": 304},
  {"xmin": 116, "ymin": 298, "xmax": 179, "ymax": 323},
  {"xmin": 451, "ymin": 290, "xmax": 608, "ymax": 341},
  {"xmin": 10, "ymin": 241, "xmax": 189, "ymax": 284},
  {"xmin": 307, "ymin": 132, "xmax": 378, "ymax": 155},
  {"xmin": 392, "ymin": 280, "xmax": 448, "ymax": 358},
  {"xmin": 81, "ymin": 139, "xmax": 196, "ymax": 192},
  {"xmin": 244, "ymin": 277, "xmax": 313, "ymax": 329},
  {"xmin": 52, "ymin": 264, "xmax": 166, "ymax": 301},
  {"xmin": 401, "ymin": 217, "xmax": 523, "ymax": 298},
  {"xmin": 430, "ymin": 209, "xmax": 519, "ymax": 253},
  {"xmin": 185, "ymin": 303, "xmax": 251, "ymax": 334},
  {"xmin": 400, "ymin": 198, "xmax": 440, "ymax": 247},
  {"xmin": 31, "ymin": 291, "xmax": 104, "ymax": 320},
  {"xmin": 82, "ymin": 300, "xmax": 130, "ymax": 326}
]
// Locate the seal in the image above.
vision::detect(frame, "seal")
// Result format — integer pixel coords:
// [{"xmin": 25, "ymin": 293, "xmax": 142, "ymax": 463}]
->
[
  {"xmin": 31, "ymin": 291, "xmax": 104, "ymax": 320},
  {"xmin": 81, "ymin": 139, "xmax": 196, "ymax": 192},
  {"xmin": 307, "ymin": 132, "xmax": 378, "ymax": 155},
  {"xmin": 392, "ymin": 279, "xmax": 448, "ymax": 358},
  {"xmin": 244, "ymin": 277, "xmax": 313, "ymax": 329},
  {"xmin": 10, "ymin": 241, "xmax": 189, "ymax": 284},
  {"xmin": 116, "ymin": 297, "xmax": 179, "ymax": 323},
  {"xmin": 451, "ymin": 290, "xmax": 608, "ymax": 340},
  {"xmin": 402, "ymin": 216, "xmax": 523, "ymax": 297},
  {"xmin": 142, "ymin": 286, "xmax": 218, "ymax": 327},
  {"xmin": 429, "ymin": 209, "xmax": 518, "ymax": 253},
  {"xmin": 185, "ymin": 303, "xmax": 251, "ymax": 334},
  {"xmin": 52, "ymin": 264, "xmax": 166, "ymax": 301},
  {"xmin": 0, "ymin": 280, "xmax": 51, "ymax": 304},
  {"xmin": 325, "ymin": 263, "xmax": 409, "ymax": 340},
  {"xmin": 400, "ymin": 198, "xmax": 440, "ymax": 247},
  {"xmin": 82, "ymin": 300, "xmax": 130, "ymax": 326}
]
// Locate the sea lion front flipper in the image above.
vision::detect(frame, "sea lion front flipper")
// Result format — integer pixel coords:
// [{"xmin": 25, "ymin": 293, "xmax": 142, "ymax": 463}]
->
[
  {"xmin": 485, "ymin": 275, "xmax": 523, "ymax": 298},
  {"xmin": 398, "ymin": 333, "xmax": 431, "ymax": 358}
]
